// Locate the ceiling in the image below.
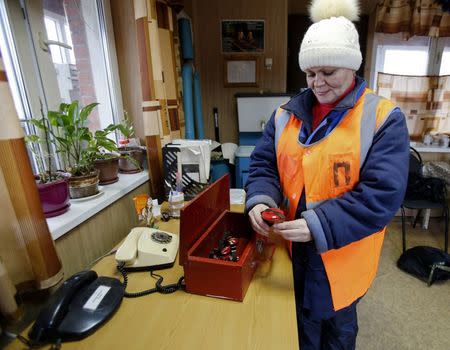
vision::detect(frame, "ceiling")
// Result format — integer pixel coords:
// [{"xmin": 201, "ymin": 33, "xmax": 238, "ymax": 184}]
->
[{"xmin": 289, "ymin": 0, "xmax": 378, "ymax": 15}]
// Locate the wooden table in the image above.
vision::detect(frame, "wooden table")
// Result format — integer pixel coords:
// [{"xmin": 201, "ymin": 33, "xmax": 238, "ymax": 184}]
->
[{"xmin": 7, "ymin": 205, "xmax": 298, "ymax": 350}]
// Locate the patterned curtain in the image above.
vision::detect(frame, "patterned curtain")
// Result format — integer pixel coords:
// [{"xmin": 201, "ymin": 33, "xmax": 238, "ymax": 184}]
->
[
  {"xmin": 377, "ymin": 72, "xmax": 450, "ymax": 137},
  {"xmin": 375, "ymin": 0, "xmax": 450, "ymax": 37}
]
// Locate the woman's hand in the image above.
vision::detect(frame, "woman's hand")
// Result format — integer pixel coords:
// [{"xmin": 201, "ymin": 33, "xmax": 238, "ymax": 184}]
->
[
  {"xmin": 272, "ymin": 219, "xmax": 312, "ymax": 242},
  {"xmin": 248, "ymin": 204, "xmax": 271, "ymax": 237}
]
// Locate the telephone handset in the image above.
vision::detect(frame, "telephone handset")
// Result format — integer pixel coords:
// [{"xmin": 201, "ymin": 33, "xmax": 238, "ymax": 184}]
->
[
  {"xmin": 115, "ymin": 227, "xmax": 179, "ymax": 269},
  {"xmin": 28, "ymin": 270, "xmax": 124, "ymax": 345}
]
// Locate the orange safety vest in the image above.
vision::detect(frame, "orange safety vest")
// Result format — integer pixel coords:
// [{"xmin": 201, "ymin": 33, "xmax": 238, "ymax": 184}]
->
[{"xmin": 275, "ymin": 88, "xmax": 396, "ymax": 311}]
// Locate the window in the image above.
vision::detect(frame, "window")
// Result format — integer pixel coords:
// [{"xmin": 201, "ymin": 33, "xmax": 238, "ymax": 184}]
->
[
  {"xmin": 371, "ymin": 33, "xmax": 450, "ymax": 88},
  {"xmin": 1, "ymin": 0, "xmax": 123, "ymax": 133},
  {"xmin": 438, "ymin": 38, "xmax": 450, "ymax": 76},
  {"xmin": 372, "ymin": 33, "xmax": 431, "ymax": 88},
  {"xmin": 382, "ymin": 48, "xmax": 429, "ymax": 76}
]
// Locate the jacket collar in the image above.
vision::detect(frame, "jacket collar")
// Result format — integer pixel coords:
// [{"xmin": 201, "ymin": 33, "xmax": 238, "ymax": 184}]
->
[{"xmin": 281, "ymin": 76, "xmax": 367, "ymax": 121}]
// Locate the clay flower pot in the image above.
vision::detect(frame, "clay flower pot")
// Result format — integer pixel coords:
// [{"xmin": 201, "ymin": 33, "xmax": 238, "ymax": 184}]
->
[
  {"xmin": 94, "ymin": 155, "xmax": 119, "ymax": 185},
  {"xmin": 118, "ymin": 147, "xmax": 145, "ymax": 173},
  {"xmin": 68, "ymin": 170, "xmax": 99, "ymax": 199},
  {"xmin": 36, "ymin": 174, "xmax": 71, "ymax": 218}
]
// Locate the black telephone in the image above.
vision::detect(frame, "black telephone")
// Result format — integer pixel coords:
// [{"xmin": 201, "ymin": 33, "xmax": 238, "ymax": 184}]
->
[{"xmin": 28, "ymin": 270, "xmax": 124, "ymax": 345}]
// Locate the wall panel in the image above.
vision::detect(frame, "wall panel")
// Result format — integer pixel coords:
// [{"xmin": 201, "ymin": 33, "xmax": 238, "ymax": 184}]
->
[
  {"xmin": 55, "ymin": 184, "xmax": 148, "ymax": 278},
  {"xmin": 191, "ymin": 0, "xmax": 288, "ymax": 143}
]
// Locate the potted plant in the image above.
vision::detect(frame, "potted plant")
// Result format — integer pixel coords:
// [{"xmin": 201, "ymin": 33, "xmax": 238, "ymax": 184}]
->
[
  {"xmin": 116, "ymin": 111, "xmax": 145, "ymax": 173},
  {"xmin": 91, "ymin": 124, "xmax": 121, "ymax": 185},
  {"xmin": 26, "ymin": 111, "xmax": 71, "ymax": 218},
  {"xmin": 44, "ymin": 101, "xmax": 101, "ymax": 199}
]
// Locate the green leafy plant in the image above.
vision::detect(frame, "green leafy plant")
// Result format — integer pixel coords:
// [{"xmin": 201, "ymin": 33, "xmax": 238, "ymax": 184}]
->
[
  {"xmin": 116, "ymin": 110, "xmax": 135, "ymax": 143},
  {"xmin": 45, "ymin": 101, "xmax": 99, "ymax": 176},
  {"xmin": 25, "ymin": 106, "xmax": 61, "ymax": 184},
  {"xmin": 29, "ymin": 101, "xmax": 121, "ymax": 177},
  {"xmin": 88, "ymin": 123, "xmax": 120, "ymax": 160},
  {"xmin": 114, "ymin": 111, "xmax": 143, "ymax": 171}
]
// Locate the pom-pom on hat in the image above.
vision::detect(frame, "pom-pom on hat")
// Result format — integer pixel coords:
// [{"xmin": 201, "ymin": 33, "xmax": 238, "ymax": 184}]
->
[{"xmin": 298, "ymin": 0, "xmax": 362, "ymax": 72}]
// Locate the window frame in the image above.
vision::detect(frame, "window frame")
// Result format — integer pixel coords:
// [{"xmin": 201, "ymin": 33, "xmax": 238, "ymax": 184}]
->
[
  {"xmin": 1, "ymin": 0, "xmax": 124, "ymax": 172},
  {"xmin": 371, "ymin": 33, "xmax": 432, "ymax": 88},
  {"xmin": 370, "ymin": 33, "xmax": 450, "ymax": 89}
]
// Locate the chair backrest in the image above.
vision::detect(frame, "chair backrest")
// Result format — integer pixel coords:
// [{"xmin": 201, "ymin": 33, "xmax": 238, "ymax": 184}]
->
[
  {"xmin": 409, "ymin": 147, "xmax": 423, "ymax": 176},
  {"xmin": 405, "ymin": 147, "xmax": 447, "ymax": 204}
]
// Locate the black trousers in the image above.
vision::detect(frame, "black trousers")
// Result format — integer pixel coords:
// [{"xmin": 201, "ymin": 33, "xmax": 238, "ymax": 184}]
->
[
  {"xmin": 297, "ymin": 304, "xmax": 358, "ymax": 350},
  {"xmin": 292, "ymin": 242, "xmax": 358, "ymax": 349}
]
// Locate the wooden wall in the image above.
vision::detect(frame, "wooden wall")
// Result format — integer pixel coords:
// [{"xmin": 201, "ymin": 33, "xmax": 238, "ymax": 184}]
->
[
  {"xmin": 55, "ymin": 183, "xmax": 148, "ymax": 278},
  {"xmin": 188, "ymin": 0, "xmax": 288, "ymax": 144}
]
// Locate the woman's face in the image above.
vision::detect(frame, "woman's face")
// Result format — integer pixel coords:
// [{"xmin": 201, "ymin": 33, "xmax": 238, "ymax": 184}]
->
[{"xmin": 306, "ymin": 67, "xmax": 355, "ymax": 104}]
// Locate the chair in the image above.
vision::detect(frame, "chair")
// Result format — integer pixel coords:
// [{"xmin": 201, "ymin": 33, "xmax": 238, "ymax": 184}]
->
[{"xmin": 401, "ymin": 147, "xmax": 448, "ymax": 253}]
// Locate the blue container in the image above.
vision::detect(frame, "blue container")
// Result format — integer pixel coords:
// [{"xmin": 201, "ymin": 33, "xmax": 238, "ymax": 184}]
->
[
  {"xmin": 182, "ymin": 64, "xmax": 195, "ymax": 139},
  {"xmin": 234, "ymin": 146, "xmax": 255, "ymax": 188},
  {"xmin": 211, "ymin": 159, "xmax": 233, "ymax": 187},
  {"xmin": 193, "ymin": 72, "xmax": 205, "ymax": 139},
  {"xmin": 178, "ymin": 18, "xmax": 194, "ymax": 60}
]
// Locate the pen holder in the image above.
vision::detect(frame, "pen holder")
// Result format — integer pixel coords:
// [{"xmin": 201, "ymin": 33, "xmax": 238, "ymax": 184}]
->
[{"xmin": 169, "ymin": 191, "xmax": 184, "ymax": 218}]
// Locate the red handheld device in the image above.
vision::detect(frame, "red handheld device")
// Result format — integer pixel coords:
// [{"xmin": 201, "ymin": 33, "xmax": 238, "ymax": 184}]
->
[{"xmin": 261, "ymin": 208, "xmax": 286, "ymax": 225}]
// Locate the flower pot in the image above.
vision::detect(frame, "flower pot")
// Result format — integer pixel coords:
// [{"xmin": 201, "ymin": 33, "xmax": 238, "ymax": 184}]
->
[
  {"xmin": 118, "ymin": 147, "xmax": 145, "ymax": 174},
  {"xmin": 94, "ymin": 156, "xmax": 119, "ymax": 185},
  {"xmin": 69, "ymin": 171, "xmax": 99, "ymax": 199},
  {"xmin": 37, "ymin": 176, "xmax": 71, "ymax": 218}
]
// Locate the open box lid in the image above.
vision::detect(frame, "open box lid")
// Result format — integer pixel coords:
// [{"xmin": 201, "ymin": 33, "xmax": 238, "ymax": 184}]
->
[{"xmin": 179, "ymin": 174, "xmax": 230, "ymax": 266}]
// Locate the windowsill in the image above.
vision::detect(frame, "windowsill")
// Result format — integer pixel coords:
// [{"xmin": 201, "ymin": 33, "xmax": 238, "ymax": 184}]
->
[
  {"xmin": 410, "ymin": 141, "xmax": 450, "ymax": 153},
  {"xmin": 48, "ymin": 171, "xmax": 149, "ymax": 240}
]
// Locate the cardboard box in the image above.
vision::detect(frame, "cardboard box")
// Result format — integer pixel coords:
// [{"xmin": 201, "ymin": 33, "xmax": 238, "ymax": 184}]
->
[{"xmin": 179, "ymin": 174, "xmax": 274, "ymax": 301}]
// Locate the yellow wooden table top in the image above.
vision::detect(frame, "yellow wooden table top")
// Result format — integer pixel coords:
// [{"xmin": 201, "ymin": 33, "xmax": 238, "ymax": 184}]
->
[{"xmin": 7, "ymin": 204, "xmax": 298, "ymax": 350}]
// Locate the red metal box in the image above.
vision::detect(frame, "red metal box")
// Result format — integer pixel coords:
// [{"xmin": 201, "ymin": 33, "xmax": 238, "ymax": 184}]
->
[{"xmin": 179, "ymin": 174, "xmax": 271, "ymax": 301}]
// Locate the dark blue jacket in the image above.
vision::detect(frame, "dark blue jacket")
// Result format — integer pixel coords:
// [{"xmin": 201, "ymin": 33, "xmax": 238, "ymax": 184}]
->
[{"xmin": 245, "ymin": 77, "xmax": 409, "ymax": 318}]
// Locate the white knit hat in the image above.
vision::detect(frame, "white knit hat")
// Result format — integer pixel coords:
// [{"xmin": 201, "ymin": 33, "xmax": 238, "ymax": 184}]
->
[{"xmin": 298, "ymin": 0, "xmax": 362, "ymax": 72}]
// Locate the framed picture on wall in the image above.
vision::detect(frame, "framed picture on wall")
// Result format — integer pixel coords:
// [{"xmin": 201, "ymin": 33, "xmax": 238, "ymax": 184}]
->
[
  {"xmin": 224, "ymin": 56, "xmax": 258, "ymax": 87},
  {"xmin": 221, "ymin": 20, "xmax": 264, "ymax": 53}
]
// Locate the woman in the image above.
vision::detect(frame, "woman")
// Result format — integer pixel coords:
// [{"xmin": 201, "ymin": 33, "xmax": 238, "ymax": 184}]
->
[{"xmin": 245, "ymin": 0, "xmax": 409, "ymax": 348}]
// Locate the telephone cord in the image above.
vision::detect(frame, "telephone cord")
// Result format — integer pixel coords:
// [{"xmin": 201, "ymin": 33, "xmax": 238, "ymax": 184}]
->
[
  {"xmin": 150, "ymin": 270, "xmax": 185, "ymax": 294},
  {"xmin": 116, "ymin": 263, "xmax": 185, "ymax": 298}
]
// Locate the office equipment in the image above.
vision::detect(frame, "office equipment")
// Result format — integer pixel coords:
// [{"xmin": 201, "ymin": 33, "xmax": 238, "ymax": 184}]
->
[
  {"xmin": 179, "ymin": 174, "xmax": 275, "ymax": 301},
  {"xmin": 115, "ymin": 227, "xmax": 179, "ymax": 269},
  {"xmin": 8, "ymin": 207, "xmax": 298, "ymax": 349},
  {"xmin": 28, "ymin": 270, "xmax": 123, "ymax": 345}
]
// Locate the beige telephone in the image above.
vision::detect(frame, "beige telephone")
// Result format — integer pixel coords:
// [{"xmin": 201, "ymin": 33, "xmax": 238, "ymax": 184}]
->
[{"xmin": 115, "ymin": 227, "xmax": 179, "ymax": 269}]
